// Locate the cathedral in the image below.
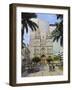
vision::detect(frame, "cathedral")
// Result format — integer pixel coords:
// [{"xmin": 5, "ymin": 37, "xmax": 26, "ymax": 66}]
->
[{"xmin": 29, "ymin": 19, "xmax": 55, "ymax": 59}]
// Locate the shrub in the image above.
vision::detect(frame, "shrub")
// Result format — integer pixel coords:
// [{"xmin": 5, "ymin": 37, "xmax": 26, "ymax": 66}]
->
[
  {"xmin": 32, "ymin": 57, "xmax": 41, "ymax": 64},
  {"xmin": 53, "ymin": 55, "xmax": 60, "ymax": 61},
  {"xmin": 47, "ymin": 56, "xmax": 53, "ymax": 63}
]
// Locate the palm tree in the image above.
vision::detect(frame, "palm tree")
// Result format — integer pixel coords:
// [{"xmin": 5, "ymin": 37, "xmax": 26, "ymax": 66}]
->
[
  {"xmin": 21, "ymin": 13, "xmax": 38, "ymax": 48},
  {"xmin": 51, "ymin": 14, "xmax": 63, "ymax": 47}
]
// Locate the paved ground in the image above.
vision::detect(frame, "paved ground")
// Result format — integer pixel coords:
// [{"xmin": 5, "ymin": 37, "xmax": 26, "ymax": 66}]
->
[
  {"xmin": 28, "ymin": 66, "xmax": 63, "ymax": 77},
  {"xmin": 22, "ymin": 64, "xmax": 63, "ymax": 77}
]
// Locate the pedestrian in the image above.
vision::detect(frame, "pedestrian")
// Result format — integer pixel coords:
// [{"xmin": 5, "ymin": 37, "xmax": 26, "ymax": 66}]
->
[
  {"xmin": 52, "ymin": 64, "xmax": 55, "ymax": 71},
  {"xmin": 49, "ymin": 63, "xmax": 52, "ymax": 72}
]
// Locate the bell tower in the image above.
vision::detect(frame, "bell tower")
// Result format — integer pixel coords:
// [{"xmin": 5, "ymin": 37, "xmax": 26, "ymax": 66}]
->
[{"xmin": 46, "ymin": 28, "xmax": 53, "ymax": 57}]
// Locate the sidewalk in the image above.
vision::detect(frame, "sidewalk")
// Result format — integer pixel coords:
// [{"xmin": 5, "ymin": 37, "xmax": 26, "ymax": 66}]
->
[{"xmin": 22, "ymin": 65, "xmax": 63, "ymax": 77}]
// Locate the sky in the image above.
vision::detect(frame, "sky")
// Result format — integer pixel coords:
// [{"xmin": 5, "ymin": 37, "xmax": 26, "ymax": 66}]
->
[
  {"xmin": 23, "ymin": 13, "xmax": 57, "ymax": 45},
  {"xmin": 37, "ymin": 13, "xmax": 57, "ymax": 24}
]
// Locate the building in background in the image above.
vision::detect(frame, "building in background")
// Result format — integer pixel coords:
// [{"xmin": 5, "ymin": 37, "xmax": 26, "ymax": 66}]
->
[{"xmin": 29, "ymin": 19, "xmax": 56, "ymax": 59}]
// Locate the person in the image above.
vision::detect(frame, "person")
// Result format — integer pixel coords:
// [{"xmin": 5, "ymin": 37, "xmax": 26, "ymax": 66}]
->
[
  {"xmin": 47, "ymin": 56, "xmax": 53, "ymax": 72},
  {"xmin": 51, "ymin": 63, "xmax": 55, "ymax": 71}
]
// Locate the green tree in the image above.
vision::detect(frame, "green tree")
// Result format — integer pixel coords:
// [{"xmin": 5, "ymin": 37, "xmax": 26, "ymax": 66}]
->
[
  {"xmin": 21, "ymin": 13, "xmax": 38, "ymax": 48},
  {"xmin": 32, "ymin": 57, "xmax": 41, "ymax": 64},
  {"xmin": 53, "ymin": 55, "xmax": 60, "ymax": 61},
  {"xmin": 47, "ymin": 56, "xmax": 53, "ymax": 64},
  {"xmin": 51, "ymin": 14, "xmax": 63, "ymax": 47}
]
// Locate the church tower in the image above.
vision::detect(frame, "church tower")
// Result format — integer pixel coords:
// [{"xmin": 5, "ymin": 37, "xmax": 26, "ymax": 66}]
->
[
  {"xmin": 46, "ymin": 27, "xmax": 53, "ymax": 57},
  {"xmin": 29, "ymin": 19, "xmax": 53, "ymax": 59},
  {"xmin": 29, "ymin": 27, "xmax": 41, "ymax": 58}
]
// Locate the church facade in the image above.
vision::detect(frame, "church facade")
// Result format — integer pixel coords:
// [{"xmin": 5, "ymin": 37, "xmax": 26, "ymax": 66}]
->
[{"xmin": 29, "ymin": 19, "xmax": 55, "ymax": 59}]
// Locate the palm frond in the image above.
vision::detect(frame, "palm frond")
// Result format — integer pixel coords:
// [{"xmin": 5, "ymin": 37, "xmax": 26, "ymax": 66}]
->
[
  {"xmin": 24, "ymin": 23, "xmax": 28, "ymax": 33},
  {"xmin": 21, "ymin": 13, "xmax": 39, "ymax": 48},
  {"xmin": 22, "ymin": 13, "xmax": 37, "ymax": 19},
  {"xmin": 53, "ymin": 37, "xmax": 57, "ymax": 42},
  {"xmin": 27, "ymin": 20, "xmax": 38, "ymax": 31},
  {"xmin": 21, "ymin": 25, "xmax": 24, "ymax": 41},
  {"xmin": 27, "ymin": 21, "xmax": 34, "ymax": 31},
  {"xmin": 60, "ymin": 36, "xmax": 63, "ymax": 46},
  {"xmin": 56, "ymin": 14, "xmax": 63, "ymax": 20}
]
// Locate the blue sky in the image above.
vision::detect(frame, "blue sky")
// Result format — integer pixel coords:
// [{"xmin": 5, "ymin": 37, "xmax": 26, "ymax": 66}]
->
[
  {"xmin": 23, "ymin": 13, "xmax": 57, "ymax": 46},
  {"xmin": 37, "ymin": 13, "xmax": 57, "ymax": 24}
]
